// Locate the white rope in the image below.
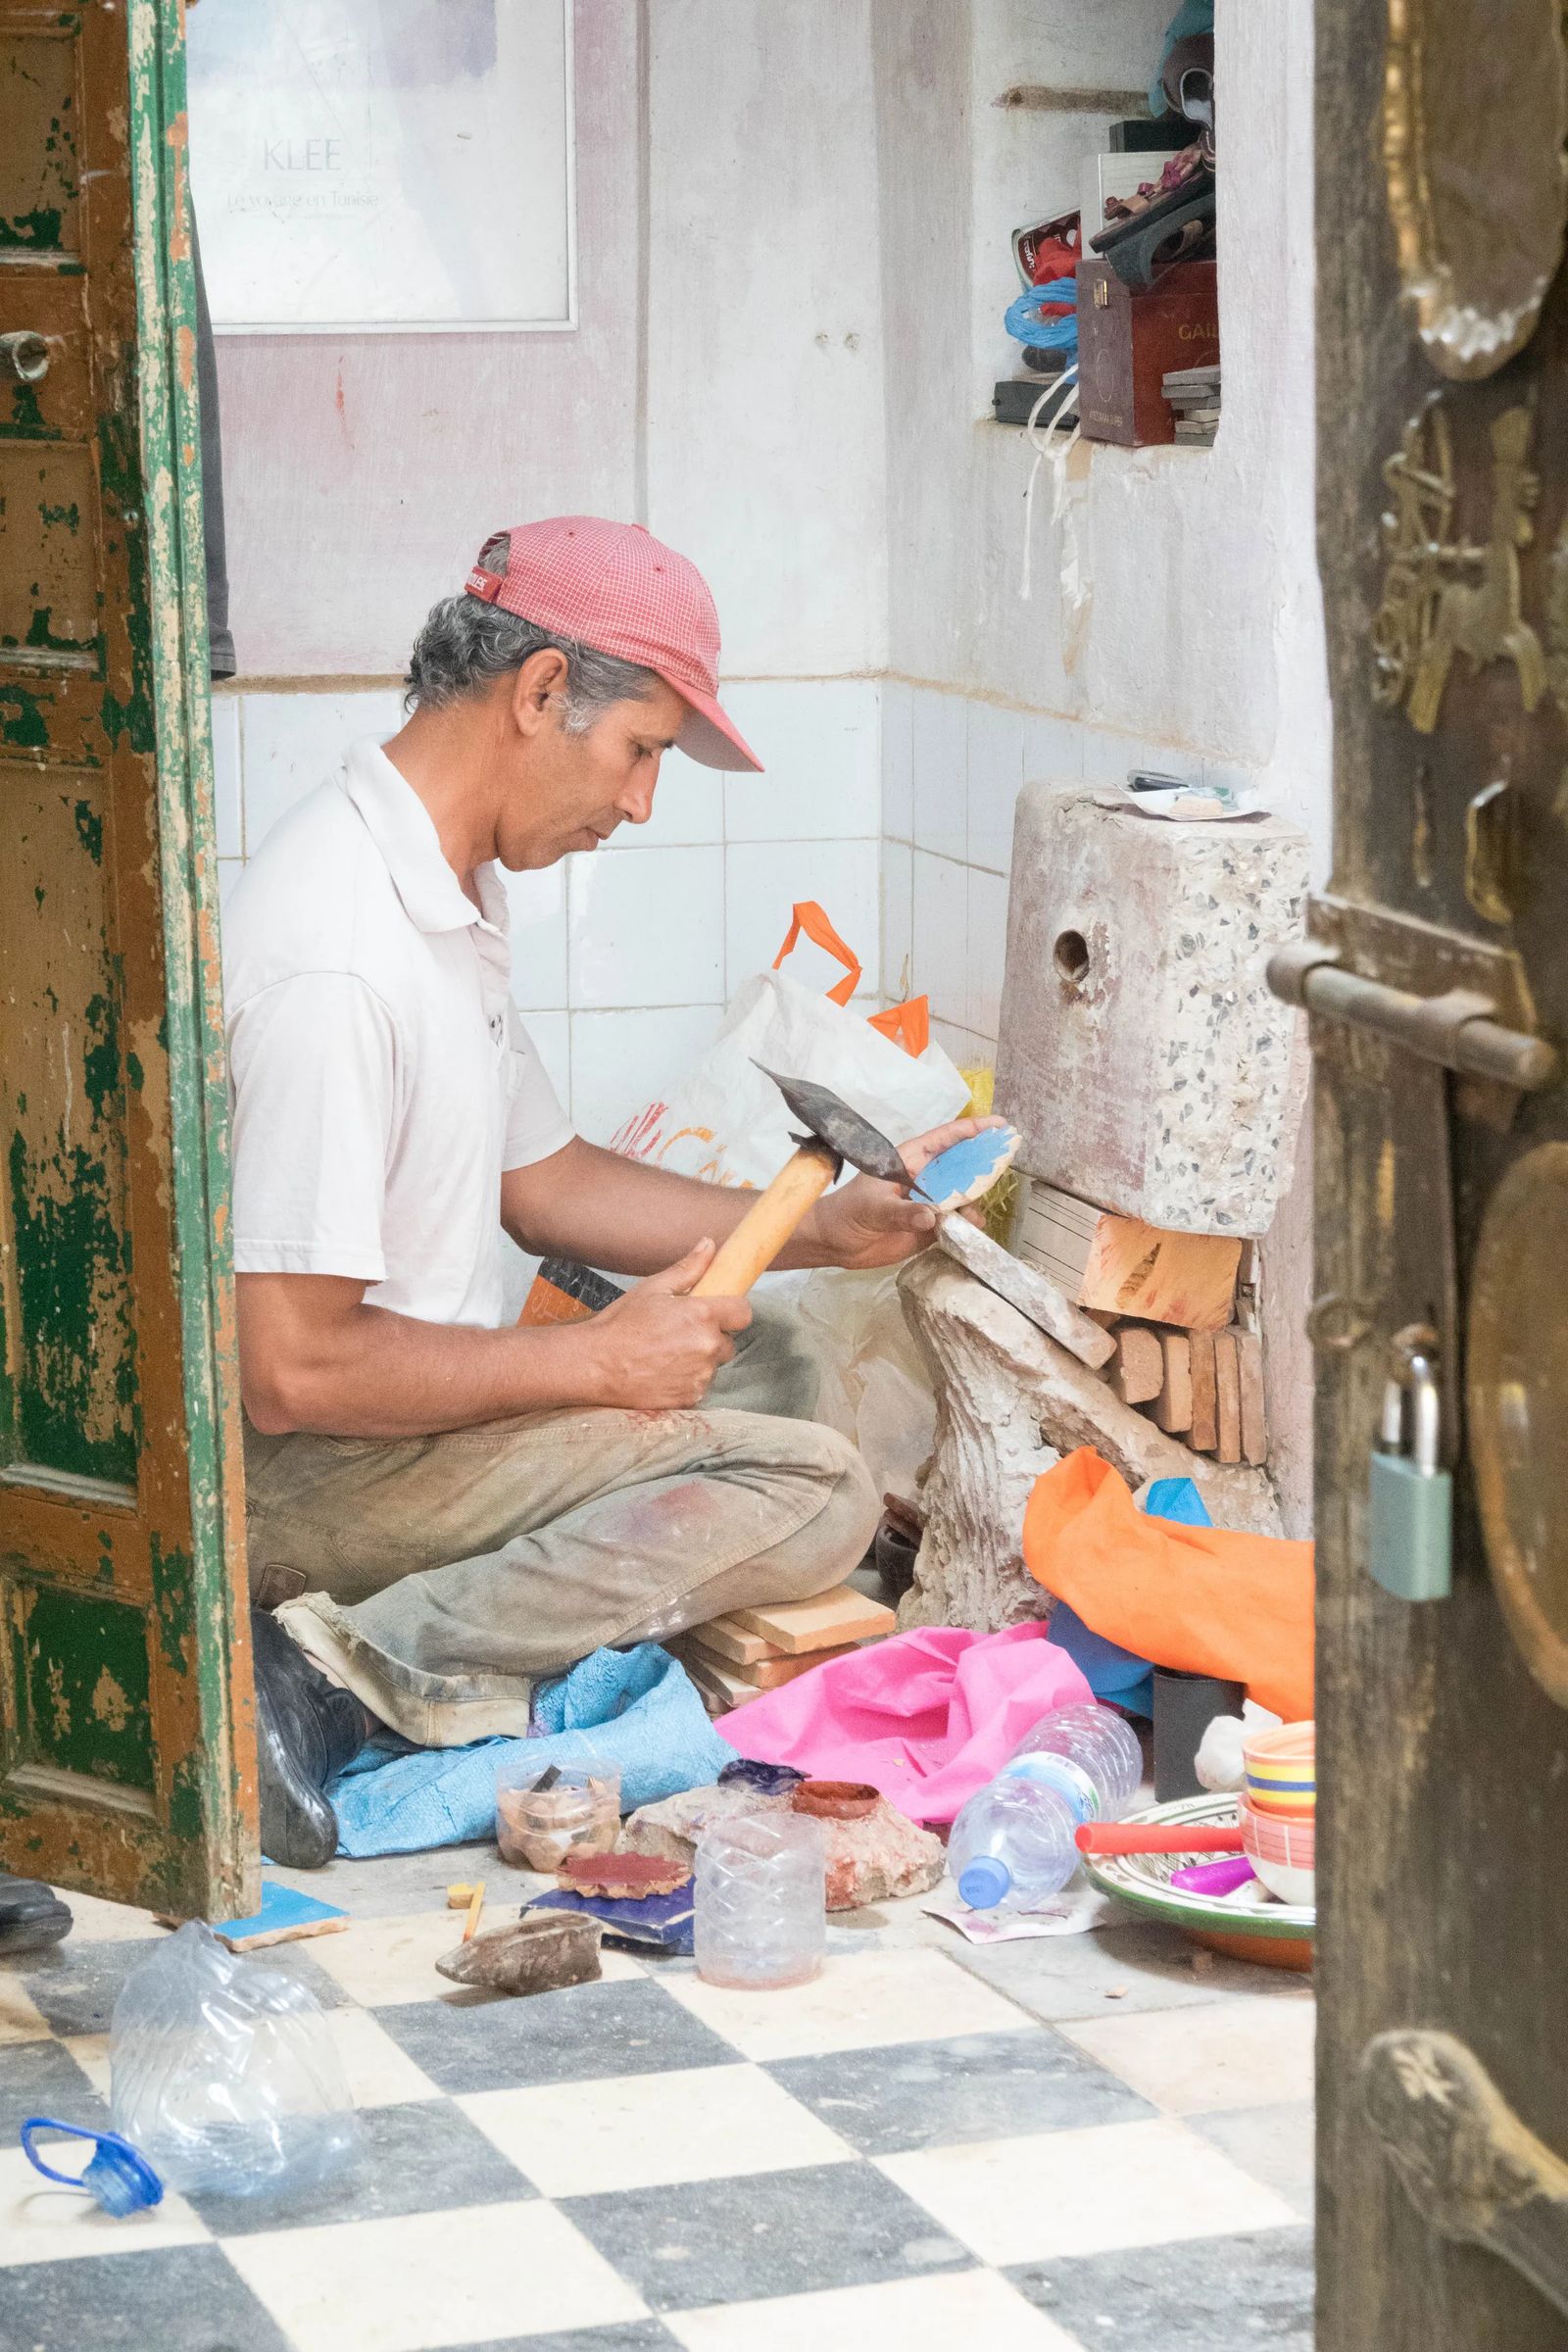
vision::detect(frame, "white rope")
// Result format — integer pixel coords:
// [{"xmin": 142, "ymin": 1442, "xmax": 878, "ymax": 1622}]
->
[{"xmin": 1019, "ymin": 365, "xmax": 1080, "ymax": 603}]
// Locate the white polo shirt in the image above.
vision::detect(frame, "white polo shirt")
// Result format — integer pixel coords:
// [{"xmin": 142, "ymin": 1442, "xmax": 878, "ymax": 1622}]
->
[{"xmin": 223, "ymin": 738, "xmax": 573, "ymax": 1328}]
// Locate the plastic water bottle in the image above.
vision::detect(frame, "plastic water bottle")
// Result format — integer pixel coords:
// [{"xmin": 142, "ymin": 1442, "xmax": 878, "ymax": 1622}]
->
[{"xmin": 949, "ymin": 1703, "xmax": 1144, "ymax": 1912}]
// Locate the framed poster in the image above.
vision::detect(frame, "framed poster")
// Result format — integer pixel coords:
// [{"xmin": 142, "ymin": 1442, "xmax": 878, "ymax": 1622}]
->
[{"xmin": 185, "ymin": 0, "xmax": 576, "ymax": 333}]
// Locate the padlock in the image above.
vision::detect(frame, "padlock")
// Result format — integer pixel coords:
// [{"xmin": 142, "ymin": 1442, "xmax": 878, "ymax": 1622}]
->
[{"xmin": 1368, "ymin": 1338, "xmax": 1452, "ymax": 1601}]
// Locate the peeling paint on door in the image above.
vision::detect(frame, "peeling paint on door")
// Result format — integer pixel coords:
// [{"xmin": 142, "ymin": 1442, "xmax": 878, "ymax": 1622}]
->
[{"xmin": 0, "ymin": 0, "xmax": 255, "ymax": 1917}]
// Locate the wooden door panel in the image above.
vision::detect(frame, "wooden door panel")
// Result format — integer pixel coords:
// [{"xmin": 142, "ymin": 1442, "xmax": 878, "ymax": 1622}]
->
[
  {"xmin": 0, "ymin": 0, "xmax": 253, "ymax": 1916},
  {"xmin": 1316, "ymin": 3, "xmax": 1568, "ymax": 2342},
  {"xmin": 0, "ymin": 442, "xmax": 101, "ymax": 656},
  {"xmin": 0, "ymin": 21, "xmax": 80, "ymax": 251},
  {"xmin": 1, "ymin": 768, "xmax": 135, "ymax": 1488}
]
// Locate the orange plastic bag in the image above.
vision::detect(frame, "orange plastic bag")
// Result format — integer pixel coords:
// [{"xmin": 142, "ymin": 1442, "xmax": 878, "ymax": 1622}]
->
[
  {"xmin": 1022, "ymin": 1448, "xmax": 1314, "ymax": 1720},
  {"xmin": 771, "ymin": 900, "xmax": 931, "ymax": 1054}
]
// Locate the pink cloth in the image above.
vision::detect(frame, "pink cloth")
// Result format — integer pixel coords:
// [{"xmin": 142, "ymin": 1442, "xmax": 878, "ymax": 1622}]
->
[{"xmin": 717, "ymin": 1622, "xmax": 1093, "ymax": 1825}]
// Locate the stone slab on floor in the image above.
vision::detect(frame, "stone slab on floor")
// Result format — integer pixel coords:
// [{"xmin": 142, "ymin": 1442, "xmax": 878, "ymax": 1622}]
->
[
  {"xmin": 1007, "ymin": 2221, "xmax": 1314, "ymax": 2347},
  {"xmin": 938, "ymin": 1912, "xmax": 1313, "ymax": 2023}
]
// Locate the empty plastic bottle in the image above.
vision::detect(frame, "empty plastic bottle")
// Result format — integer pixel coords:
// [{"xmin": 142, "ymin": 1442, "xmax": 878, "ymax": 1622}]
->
[
  {"xmin": 949, "ymin": 1702, "xmax": 1144, "ymax": 1912},
  {"xmin": 694, "ymin": 1812, "xmax": 825, "ymax": 1989}
]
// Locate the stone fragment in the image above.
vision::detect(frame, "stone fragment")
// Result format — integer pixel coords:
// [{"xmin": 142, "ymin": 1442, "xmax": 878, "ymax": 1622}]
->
[
  {"xmin": 435, "ymin": 1909, "xmax": 602, "ymax": 1995},
  {"xmin": 622, "ymin": 1782, "xmax": 946, "ymax": 1905},
  {"xmin": 937, "ymin": 1211, "xmax": 1114, "ymax": 1370}
]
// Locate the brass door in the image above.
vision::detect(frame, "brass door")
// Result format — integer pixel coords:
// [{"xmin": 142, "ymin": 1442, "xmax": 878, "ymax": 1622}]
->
[
  {"xmin": 0, "ymin": 1, "xmax": 254, "ymax": 1915},
  {"xmin": 1314, "ymin": 2, "xmax": 1568, "ymax": 2340}
]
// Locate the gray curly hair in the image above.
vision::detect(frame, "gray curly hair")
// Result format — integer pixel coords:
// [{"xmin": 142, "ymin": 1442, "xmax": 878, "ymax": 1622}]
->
[{"xmin": 405, "ymin": 533, "xmax": 661, "ymax": 725}]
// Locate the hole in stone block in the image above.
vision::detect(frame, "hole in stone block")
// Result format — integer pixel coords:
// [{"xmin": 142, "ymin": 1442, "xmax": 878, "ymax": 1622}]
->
[{"xmin": 1054, "ymin": 927, "xmax": 1091, "ymax": 983}]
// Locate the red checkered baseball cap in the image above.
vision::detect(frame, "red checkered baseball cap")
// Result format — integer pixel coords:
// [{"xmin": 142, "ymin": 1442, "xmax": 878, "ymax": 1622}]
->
[{"xmin": 465, "ymin": 515, "xmax": 761, "ymax": 773}]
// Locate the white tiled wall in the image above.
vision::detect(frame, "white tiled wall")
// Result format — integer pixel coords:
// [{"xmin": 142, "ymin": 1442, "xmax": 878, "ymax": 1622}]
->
[
  {"xmin": 213, "ymin": 674, "xmax": 1250, "ymax": 1139},
  {"xmin": 211, "ymin": 678, "xmax": 886, "ymax": 1149},
  {"xmin": 880, "ymin": 680, "xmax": 1240, "ymax": 1076}
]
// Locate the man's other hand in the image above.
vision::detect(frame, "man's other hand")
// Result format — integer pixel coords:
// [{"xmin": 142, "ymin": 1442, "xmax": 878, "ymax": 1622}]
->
[
  {"xmin": 582, "ymin": 1238, "xmax": 751, "ymax": 1409},
  {"xmin": 808, "ymin": 1114, "xmax": 1007, "ymax": 1271}
]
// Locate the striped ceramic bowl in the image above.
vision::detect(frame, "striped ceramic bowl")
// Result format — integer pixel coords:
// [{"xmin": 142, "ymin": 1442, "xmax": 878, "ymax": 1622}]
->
[{"xmin": 1242, "ymin": 1721, "xmax": 1315, "ymax": 1817}]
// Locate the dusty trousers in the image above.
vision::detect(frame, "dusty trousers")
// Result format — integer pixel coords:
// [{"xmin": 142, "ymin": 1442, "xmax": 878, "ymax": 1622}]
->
[{"xmin": 242, "ymin": 1302, "xmax": 880, "ymax": 1745}]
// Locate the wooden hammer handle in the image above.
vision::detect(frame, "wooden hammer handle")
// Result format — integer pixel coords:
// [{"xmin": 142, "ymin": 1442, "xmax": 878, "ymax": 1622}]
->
[{"xmin": 692, "ymin": 1142, "xmax": 839, "ymax": 1297}]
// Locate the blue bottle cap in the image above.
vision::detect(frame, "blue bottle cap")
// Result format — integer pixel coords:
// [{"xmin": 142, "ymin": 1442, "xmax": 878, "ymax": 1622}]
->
[
  {"xmin": 21, "ymin": 2117, "xmax": 164, "ymax": 2215},
  {"xmin": 957, "ymin": 1856, "xmax": 1013, "ymax": 1910}
]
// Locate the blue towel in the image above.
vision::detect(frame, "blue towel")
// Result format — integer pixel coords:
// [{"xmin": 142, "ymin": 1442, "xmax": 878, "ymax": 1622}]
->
[{"xmin": 326, "ymin": 1642, "xmax": 737, "ymax": 1859}]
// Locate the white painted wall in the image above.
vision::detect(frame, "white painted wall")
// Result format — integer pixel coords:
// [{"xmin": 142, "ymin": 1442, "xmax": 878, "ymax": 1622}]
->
[
  {"xmin": 212, "ymin": 0, "xmax": 892, "ymax": 1148},
  {"xmin": 876, "ymin": 0, "xmax": 1327, "ymax": 826},
  {"xmin": 645, "ymin": 0, "xmax": 888, "ymax": 676},
  {"xmin": 873, "ymin": 0, "xmax": 1328, "ymax": 1531}
]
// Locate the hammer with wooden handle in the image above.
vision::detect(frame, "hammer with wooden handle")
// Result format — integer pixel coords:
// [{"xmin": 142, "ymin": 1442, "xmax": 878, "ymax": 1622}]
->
[{"xmin": 691, "ymin": 1067, "xmax": 912, "ymax": 1298}]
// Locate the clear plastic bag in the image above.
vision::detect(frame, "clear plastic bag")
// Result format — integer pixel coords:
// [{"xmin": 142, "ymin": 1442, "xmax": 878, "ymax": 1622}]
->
[
  {"xmin": 109, "ymin": 1922, "xmax": 361, "ymax": 2197},
  {"xmin": 789, "ymin": 1264, "xmax": 936, "ymax": 1504}
]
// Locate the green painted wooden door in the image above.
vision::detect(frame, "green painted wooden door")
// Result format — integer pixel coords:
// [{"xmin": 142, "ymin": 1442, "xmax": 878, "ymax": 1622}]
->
[{"xmin": 0, "ymin": 0, "xmax": 255, "ymax": 1916}]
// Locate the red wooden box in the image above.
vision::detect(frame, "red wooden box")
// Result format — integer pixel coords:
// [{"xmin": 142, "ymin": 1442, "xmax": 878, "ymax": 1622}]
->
[{"xmin": 1076, "ymin": 260, "xmax": 1218, "ymax": 447}]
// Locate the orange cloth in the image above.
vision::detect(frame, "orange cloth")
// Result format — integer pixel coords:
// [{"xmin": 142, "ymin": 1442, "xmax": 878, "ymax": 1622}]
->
[{"xmin": 1022, "ymin": 1449, "xmax": 1314, "ymax": 1720}]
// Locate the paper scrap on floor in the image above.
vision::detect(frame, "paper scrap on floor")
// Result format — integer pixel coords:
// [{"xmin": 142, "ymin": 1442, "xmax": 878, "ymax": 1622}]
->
[{"xmin": 924, "ymin": 1880, "xmax": 1116, "ymax": 1940}]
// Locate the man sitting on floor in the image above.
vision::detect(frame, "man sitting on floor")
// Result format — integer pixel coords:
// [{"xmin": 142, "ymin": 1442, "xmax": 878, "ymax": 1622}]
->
[{"xmin": 227, "ymin": 515, "xmax": 979, "ymax": 1867}]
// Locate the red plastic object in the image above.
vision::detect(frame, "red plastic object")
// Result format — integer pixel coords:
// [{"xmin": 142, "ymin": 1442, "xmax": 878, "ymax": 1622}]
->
[
  {"xmin": 791, "ymin": 1780, "xmax": 880, "ymax": 1821},
  {"xmin": 1075, "ymin": 1822, "xmax": 1246, "ymax": 1855}
]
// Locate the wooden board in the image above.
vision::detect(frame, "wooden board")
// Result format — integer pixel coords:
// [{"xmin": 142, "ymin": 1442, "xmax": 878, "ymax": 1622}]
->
[
  {"xmin": 680, "ymin": 1651, "xmax": 760, "ymax": 1714},
  {"xmin": 1188, "ymin": 1331, "xmax": 1219, "ymax": 1452},
  {"xmin": 1078, "ymin": 1216, "xmax": 1242, "ymax": 1332},
  {"xmin": 724, "ymin": 1584, "xmax": 897, "ymax": 1656},
  {"xmin": 683, "ymin": 1615, "xmax": 775, "ymax": 1667},
  {"xmin": 1213, "ymin": 1331, "xmax": 1242, "ymax": 1464},
  {"xmin": 1152, "ymin": 1333, "xmax": 1193, "ymax": 1433},
  {"xmin": 684, "ymin": 1637, "xmax": 858, "ymax": 1690},
  {"xmin": 1235, "ymin": 1330, "xmax": 1268, "ymax": 1464}
]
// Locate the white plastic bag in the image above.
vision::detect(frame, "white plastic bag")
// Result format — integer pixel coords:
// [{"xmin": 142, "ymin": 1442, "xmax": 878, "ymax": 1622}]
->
[
  {"xmin": 608, "ymin": 903, "xmax": 969, "ymax": 1188},
  {"xmin": 110, "ymin": 1922, "xmax": 361, "ymax": 2196}
]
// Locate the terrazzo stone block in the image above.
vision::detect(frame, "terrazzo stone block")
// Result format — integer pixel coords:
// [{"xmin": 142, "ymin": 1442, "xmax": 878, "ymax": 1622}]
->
[{"xmin": 996, "ymin": 787, "xmax": 1310, "ymax": 1236}]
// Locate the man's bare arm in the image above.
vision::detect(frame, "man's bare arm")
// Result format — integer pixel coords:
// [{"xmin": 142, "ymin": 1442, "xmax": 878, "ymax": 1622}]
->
[
  {"xmin": 501, "ymin": 1124, "xmax": 996, "ymax": 1280},
  {"xmin": 238, "ymin": 1244, "xmax": 749, "ymax": 1439}
]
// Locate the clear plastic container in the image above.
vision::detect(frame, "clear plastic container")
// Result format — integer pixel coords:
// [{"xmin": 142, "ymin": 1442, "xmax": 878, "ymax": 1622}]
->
[
  {"xmin": 109, "ymin": 1923, "xmax": 361, "ymax": 2197},
  {"xmin": 694, "ymin": 1812, "xmax": 825, "ymax": 1989},
  {"xmin": 496, "ymin": 1761, "xmax": 620, "ymax": 1871},
  {"xmin": 949, "ymin": 1702, "xmax": 1144, "ymax": 1912}
]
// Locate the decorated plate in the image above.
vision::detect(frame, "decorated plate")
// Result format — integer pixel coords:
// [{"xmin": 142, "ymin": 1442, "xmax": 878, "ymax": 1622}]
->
[{"xmin": 1081, "ymin": 1790, "xmax": 1314, "ymax": 1972}]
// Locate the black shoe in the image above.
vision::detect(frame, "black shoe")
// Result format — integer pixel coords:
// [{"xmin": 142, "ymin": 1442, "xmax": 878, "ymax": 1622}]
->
[
  {"xmin": 0, "ymin": 1876, "xmax": 72, "ymax": 1954},
  {"xmin": 250, "ymin": 1608, "xmax": 370, "ymax": 1870}
]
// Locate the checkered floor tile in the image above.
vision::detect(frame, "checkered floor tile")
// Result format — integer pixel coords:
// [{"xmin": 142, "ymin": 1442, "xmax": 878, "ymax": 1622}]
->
[{"xmin": 0, "ymin": 1862, "xmax": 1315, "ymax": 2349}]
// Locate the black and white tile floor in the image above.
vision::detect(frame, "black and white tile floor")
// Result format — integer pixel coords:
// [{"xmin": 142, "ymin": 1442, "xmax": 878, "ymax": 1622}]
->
[{"xmin": 0, "ymin": 1857, "xmax": 1314, "ymax": 2350}]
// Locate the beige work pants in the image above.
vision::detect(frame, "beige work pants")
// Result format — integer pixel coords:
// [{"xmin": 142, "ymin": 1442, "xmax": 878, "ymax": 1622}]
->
[{"xmin": 243, "ymin": 1302, "xmax": 879, "ymax": 1745}]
